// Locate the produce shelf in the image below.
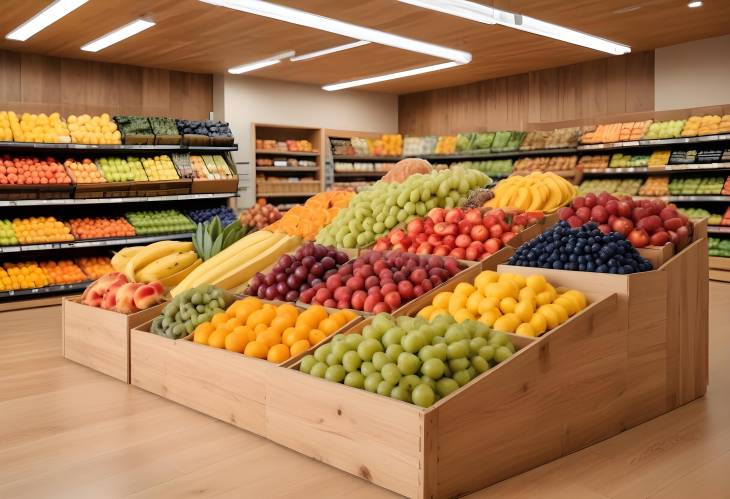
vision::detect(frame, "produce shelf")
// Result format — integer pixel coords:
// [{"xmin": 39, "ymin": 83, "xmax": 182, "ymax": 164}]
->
[
  {"xmin": 255, "ymin": 149, "xmax": 319, "ymax": 157},
  {"xmin": 0, "ymin": 192, "xmax": 234, "ymax": 207},
  {"xmin": 0, "ymin": 141, "xmax": 237, "ymax": 153},
  {"xmin": 333, "ymin": 170, "xmax": 387, "ymax": 178},
  {"xmin": 0, "ymin": 280, "xmax": 90, "ymax": 300},
  {"xmin": 332, "ymin": 154, "xmax": 402, "ymax": 162},
  {"xmin": 577, "ymin": 133, "xmax": 730, "ymax": 152},
  {"xmin": 257, "ymin": 192, "xmax": 320, "ymax": 198},
  {"xmin": 667, "ymin": 195, "xmax": 730, "ymax": 202},
  {"xmin": 582, "ymin": 163, "xmax": 730, "ymax": 176},
  {"xmin": 422, "ymin": 147, "xmax": 577, "ymax": 161},
  {"xmin": 256, "ymin": 167, "xmax": 319, "ymax": 173},
  {"xmin": 0, "ymin": 232, "xmax": 193, "ymax": 254},
  {"xmin": 707, "ymin": 226, "xmax": 730, "ymax": 234}
]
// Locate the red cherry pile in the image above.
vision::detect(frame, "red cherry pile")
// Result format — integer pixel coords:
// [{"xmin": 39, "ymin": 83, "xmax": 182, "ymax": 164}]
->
[
  {"xmin": 300, "ymin": 250, "xmax": 462, "ymax": 313},
  {"xmin": 558, "ymin": 192, "xmax": 693, "ymax": 249},
  {"xmin": 247, "ymin": 243, "xmax": 350, "ymax": 302},
  {"xmin": 373, "ymin": 207, "xmax": 543, "ymax": 261}
]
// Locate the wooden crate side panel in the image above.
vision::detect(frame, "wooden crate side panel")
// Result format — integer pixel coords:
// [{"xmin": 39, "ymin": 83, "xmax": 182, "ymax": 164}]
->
[
  {"xmin": 62, "ymin": 299, "xmax": 130, "ymax": 383},
  {"xmin": 266, "ymin": 367, "xmax": 423, "ymax": 498},
  {"xmin": 434, "ymin": 295, "xmax": 621, "ymax": 499},
  {"xmin": 663, "ymin": 237, "xmax": 709, "ymax": 409},
  {"xmin": 623, "ymin": 270, "xmax": 669, "ymax": 428},
  {"xmin": 131, "ymin": 329, "xmax": 271, "ymax": 436}
]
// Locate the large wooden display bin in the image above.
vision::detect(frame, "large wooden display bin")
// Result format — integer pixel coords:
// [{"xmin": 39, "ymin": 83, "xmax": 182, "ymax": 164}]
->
[
  {"xmin": 62, "ymin": 297, "xmax": 165, "ymax": 383},
  {"xmin": 268, "ymin": 288, "xmax": 617, "ymax": 499}
]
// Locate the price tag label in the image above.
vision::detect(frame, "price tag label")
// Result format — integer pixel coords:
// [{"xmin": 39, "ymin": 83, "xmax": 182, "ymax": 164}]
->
[
  {"xmin": 31, "ymin": 288, "xmax": 39, "ymax": 294},
  {"xmin": 623, "ymin": 141, "xmax": 639, "ymax": 147}
]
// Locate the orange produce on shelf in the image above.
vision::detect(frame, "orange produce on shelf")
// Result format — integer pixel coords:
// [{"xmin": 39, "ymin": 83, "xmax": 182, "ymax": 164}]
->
[
  {"xmin": 12, "ymin": 217, "xmax": 74, "ymax": 244},
  {"xmin": 76, "ymin": 256, "xmax": 115, "ymax": 280},
  {"xmin": 0, "ymin": 155, "xmax": 71, "ymax": 185},
  {"xmin": 267, "ymin": 191, "xmax": 354, "ymax": 239},
  {"xmin": 0, "ymin": 261, "xmax": 49, "ymax": 291},
  {"xmin": 40, "ymin": 260, "xmax": 88, "ymax": 285},
  {"xmin": 65, "ymin": 158, "xmax": 105, "ymax": 183},
  {"xmin": 69, "ymin": 217, "xmax": 136, "ymax": 239}
]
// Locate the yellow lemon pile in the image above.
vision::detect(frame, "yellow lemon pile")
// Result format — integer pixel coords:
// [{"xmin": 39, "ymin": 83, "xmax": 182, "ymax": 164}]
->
[{"xmin": 418, "ymin": 271, "xmax": 587, "ymax": 337}]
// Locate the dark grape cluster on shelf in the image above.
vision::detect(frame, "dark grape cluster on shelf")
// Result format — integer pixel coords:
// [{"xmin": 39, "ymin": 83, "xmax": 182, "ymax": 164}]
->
[
  {"xmin": 509, "ymin": 221, "xmax": 653, "ymax": 274},
  {"xmin": 186, "ymin": 206, "xmax": 237, "ymax": 225},
  {"xmin": 247, "ymin": 242, "xmax": 350, "ymax": 302}
]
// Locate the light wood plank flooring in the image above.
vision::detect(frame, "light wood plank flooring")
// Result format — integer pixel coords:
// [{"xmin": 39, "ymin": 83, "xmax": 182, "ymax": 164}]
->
[{"xmin": 1, "ymin": 283, "xmax": 729, "ymax": 499}]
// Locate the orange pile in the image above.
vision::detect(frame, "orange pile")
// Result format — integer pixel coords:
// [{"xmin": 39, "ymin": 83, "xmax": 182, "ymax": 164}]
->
[
  {"xmin": 192, "ymin": 298, "xmax": 357, "ymax": 363},
  {"xmin": 0, "ymin": 156, "xmax": 71, "ymax": 185},
  {"xmin": 76, "ymin": 256, "xmax": 114, "ymax": 280},
  {"xmin": 65, "ymin": 159, "xmax": 105, "ymax": 183},
  {"xmin": 267, "ymin": 191, "xmax": 354, "ymax": 240},
  {"xmin": 40, "ymin": 260, "xmax": 88, "ymax": 285},
  {"xmin": 69, "ymin": 217, "xmax": 136, "ymax": 239},
  {"xmin": 0, "ymin": 261, "xmax": 49, "ymax": 291},
  {"xmin": 12, "ymin": 217, "xmax": 74, "ymax": 244}
]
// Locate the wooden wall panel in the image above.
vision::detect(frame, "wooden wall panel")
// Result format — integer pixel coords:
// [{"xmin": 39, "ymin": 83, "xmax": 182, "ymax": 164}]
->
[
  {"xmin": 0, "ymin": 50, "xmax": 212, "ymax": 119},
  {"xmin": 398, "ymin": 51, "xmax": 656, "ymax": 136}
]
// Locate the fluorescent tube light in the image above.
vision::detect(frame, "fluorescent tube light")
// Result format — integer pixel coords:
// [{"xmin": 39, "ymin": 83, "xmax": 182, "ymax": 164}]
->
[
  {"xmin": 199, "ymin": 0, "xmax": 471, "ymax": 64},
  {"xmin": 228, "ymin": 50, "xmax": 295, "ymax": 74},
  {"xmin": 81, "ymin": 19, "xmax": 155, "ymax": 52},
  {"xmin": 323, "ymin": 61, "xmax": 459, "ymax": 91},
  {"xmin": 688, "ymin": 1, "xmax": 703, "ymax": 7},
  {"xmin": 6, "ymin": 0, "xmax": 88, "ymax": 41},
  {"xmin": 397, "ymin": 0, "xmax": 631, "ymax": 55},
  {"xmin": 290, "ymin": 41, "xmax": 371, "ymax": 62}
]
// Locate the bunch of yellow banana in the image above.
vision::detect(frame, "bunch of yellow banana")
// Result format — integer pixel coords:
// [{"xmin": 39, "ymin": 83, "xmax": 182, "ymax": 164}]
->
[
  {"xmin": 171, "ymin": 230, "xmax": 301, "ymax": 296},
  {"xmin": 484, "ymin": 172, "xmax": 577, "ymax": 212},
  {"xmin": 111, "ymin": 240, "xmax": 201, "ymax": 286}
]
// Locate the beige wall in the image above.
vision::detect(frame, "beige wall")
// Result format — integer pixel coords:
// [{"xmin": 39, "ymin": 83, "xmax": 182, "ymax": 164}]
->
[
  {"xmin": 655, "ymin": 34, "xmax": 730, "ymax": 111},
  {"xmin": 215, "ymin": 74, "xmax": 398, "ymax": 206}
]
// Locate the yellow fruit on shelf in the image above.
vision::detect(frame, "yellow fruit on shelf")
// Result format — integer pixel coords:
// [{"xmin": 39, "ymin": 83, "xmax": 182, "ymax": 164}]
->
[
  {"xmin": 418, "ymin": 269, "xmax": 588, "ymax": 337},
  {"xmin": 485, "ymin": 172, "xmax": 577, "ymax": 212},
  {"xmin": 67, "ymin": 113, "xmax": 121, "ymax": 145}
]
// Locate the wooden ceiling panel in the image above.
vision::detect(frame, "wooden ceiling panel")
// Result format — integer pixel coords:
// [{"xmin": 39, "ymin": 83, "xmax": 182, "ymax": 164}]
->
[{"xmin": 0, "ymin": 0, "xmax": 728, "ymax": 94}]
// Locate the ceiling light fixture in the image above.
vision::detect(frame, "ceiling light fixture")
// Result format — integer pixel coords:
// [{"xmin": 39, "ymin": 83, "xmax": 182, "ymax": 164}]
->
[
  {"xmin": 228, "ymin": 50, "xmax": 295, "ymax": 74},
  {"xmin": 687, "ymin": 1, "xmax": 703, "ymax": 7},
  {"xmin": 6, "ymin": 0, "xmax": 88, "ymax": 41},
  {"xmin": 290, "ymin": 41, "xmax": 371, "ymax": 62},
  {"xmin": 199, "ymin": 0, "xmax": 471, "ymax": 64},
  {"xmin": 323, "ymin": 61, "xmax": 459, "ymax": 91},
  {"xmin": 81, "ymin": 19, "xmax": 155, "ymax": 52},
  {"xmin": 398, "ymin": 0, "xmax": 631, "ymax": 55}
]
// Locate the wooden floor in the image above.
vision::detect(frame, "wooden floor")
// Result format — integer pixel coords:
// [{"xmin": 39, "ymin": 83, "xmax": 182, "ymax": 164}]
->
[{"xmin": 1, "ymin": 284, "xmax": 729, "ymax": 499}]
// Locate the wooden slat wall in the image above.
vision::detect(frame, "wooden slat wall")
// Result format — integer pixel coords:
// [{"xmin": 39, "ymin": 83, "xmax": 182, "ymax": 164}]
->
[
  {"xmin": 398, "ymin": 51, "xmax": 655, "ymax": 136},
  {"xmin": 0, "ymin": 50, "xmax": 212, "ymax": 119}
]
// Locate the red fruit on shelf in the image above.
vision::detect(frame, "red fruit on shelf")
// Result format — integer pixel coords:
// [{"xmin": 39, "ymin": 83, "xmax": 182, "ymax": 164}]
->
[
  {"xmin": 605, "ymin": 200, "xmax": 619, "ymax": 216},
  {"xmin": 470, "ymin": 225, "xmax": 488, "ymax": 242},
  {"xmin": 427, "ymin": 208, "xmax": 446, "ymax": 224},
  {"xmin": 584, "ymin": 193, "xmax": 597, "ymax": 208},
  {"xmin": 433, "ymin": 245, "xmax": 449, "ymax": 256},
  {"xmin": 484, "ymin": 238, "xmax": 502, "ymax": 254},
  {"xmin": 458, "ymin": 220, "xmax": 472, "ymax": 235},
  {"xmin": 628, "ymin": 228, "xmax": 650, "ymax": 248},
  {"xmin": 407, "ymin": 219, "xmax": 424, "ymax": 235},
  {"xmin": 650, "ymin": 231, "xmax": 670, "ymax": 246},
  {"xmin": 567, "ymin": 216, "xmax": 584, "ymax": 228},
  {"xmin": 617, "ymin": 201, "xmax": 633, "ymax": 218},
  {"xmin": 575, "ymin": 206, "xmax": 591, "ymax": 222},
  {"xmin": 489, "ymin": 224, "xmax": 503, "ymax": 238},
  {"xmin": 381, "ymin": 282, "xmax": 397, "ymax": 296},
  {"xmin": 632, "ymin": 207, "xmax": 649, "ymax": 222},
  {"xmin": 464, "ymin": 209, "xmax": 483, "ymax": 224},
  {"xmin": 455, "ymin": 234, "xmax": 472, "ymax": 248},
  {"xmin": 351, "ymin": 290, "xmax": 367, "ymax": 310},
  {"xmin": 572, "ymin": 196, "xmax": 585, "ymax": 209},
  {"xmin": 373, "ymin": 302, "xmax": 390, "ymax": 313},
  {"xmin": 663, "ymin": 217, "xmax": 683, "ymax": 231},
  {"xmin": 397, "ymin": 280, "xmax": 415, "ymax": 300},
  {"xmin": 637, "ymin": 215, "xmax": 662, "ymax": 234},
  {"xmin": 449, "ymin": 247, "xmax": 466, "ymax": 259},
  {"xmin": 482, "ymin": 214, "xmax": 498, "ymax": 227},
  {"xmin": 465, "ymin": 246, "xmax": 480, "ymax": 261},
  {"xmin": 445, "ymin": 208, "xmax": 463, "ymax": 224},
  {"xmin": 384, "ymin": 291, "xmax": 402, "ymax": 310},
  {"xmin": 611, "ymin": 217, "xmax": 634, "ymax": 236},
  {"xmin": 501, "ymin": 232, "xmax": 517, "ymax": 244},
  {"xmin": 659, "ymin": 206, "xmax": 679, "ymax": 221},
  {"xmin": 558, "ymin": 207, "xmax": 574, "ymax": 221},
  {"xmin": 590, "ymin": 205, "xmax": 609, "ymax": 224}
]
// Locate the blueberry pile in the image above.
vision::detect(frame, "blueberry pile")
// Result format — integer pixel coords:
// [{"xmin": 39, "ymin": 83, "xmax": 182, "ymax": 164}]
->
[
  {"xmin": 186, "ymin": 206, "xmax": 237, "ymax": 225},
  {"xmin": 509, "ymin": 221, "xmax": 653, "ymax": 274},
  {"xmin": 176, "ymin": 119, "xmax": 232, "ymax": 138}
]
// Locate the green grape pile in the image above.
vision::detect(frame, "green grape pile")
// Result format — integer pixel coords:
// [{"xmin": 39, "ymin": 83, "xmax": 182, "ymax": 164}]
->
[
  {"xmin": 317, "ymin": 166, "xmax": 489, "ymax": 249},
  {"xmin": 299, "ymin": 312, "xmax": 516, "ymax": 408}
]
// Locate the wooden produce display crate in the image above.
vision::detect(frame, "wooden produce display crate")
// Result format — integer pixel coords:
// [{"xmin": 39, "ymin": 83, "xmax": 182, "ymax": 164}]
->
[
  {"xmin": 0, "ymin": 183, "xmax": 72, "ymax": 200},
  {"xmin": 709, "ymin": 255, "xmax": 730, "ymax": 283},
  {"xmin": 182, "ymin": 134, "xmax": 210, "ymax": 146},
  {"xmin": 191, "ymin": 178, "xmax": 238, "ymax": 194},
  {"xmin": 133, "ymin": 179, "xmax": 192, "ymax": 197},
  {"xmin": 131, "ymin": 304, "xmax": 363, "ymax": 436},
  {"xmin": 73, "ymin": 182, "xmax": 132, "ymax": 199},
  {"xmin": 62, "ymin": 297, "xmax": 165, "ymax": 383},
  {"xmin": 267, "ymin": 291, "xmax": 616, "ymax": 499}
]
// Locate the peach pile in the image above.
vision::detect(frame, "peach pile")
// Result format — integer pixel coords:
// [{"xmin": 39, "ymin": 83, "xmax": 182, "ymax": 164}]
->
[
  {"xmin": 81, "ymin": 272, "xmax": 165, "ymax": 313},
  {"xmin": 64, "ymin": 159, "xmax": 105, "ymax": 183}
]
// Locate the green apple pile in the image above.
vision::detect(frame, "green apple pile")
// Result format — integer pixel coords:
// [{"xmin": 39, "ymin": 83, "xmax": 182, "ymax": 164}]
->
[
  {"xmin": 0, "ymin": 219, "xmax": 18, "ymax": 246},
  {"xmin": 317, "ymin": 165, "xmax": 489, "ymax": 248},
  {"xmin": 126, "ymin": 156, "xmax": 147, "ymax": 181},
  {"xmin": 97, "ymin": 157, "xmax": 135, "ymax": 182},
  {"xmin": 126, "ymin": 209, "xmax": 196, "ymax": 235},
  {"xmin": 299, "ymin": 313, "xmax": 516, "ymax": 408}
]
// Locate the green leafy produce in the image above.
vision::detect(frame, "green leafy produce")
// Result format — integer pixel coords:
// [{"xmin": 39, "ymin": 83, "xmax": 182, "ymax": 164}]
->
[
  {"xmin": 149, "ymin": 116, "xmax": 179, "ymax": 136},
  {"xmin": 113, "ymin": 115, "xmax": 152, "ymax": 136},
  {"xmin": 472, "ymin": 132, "xmax": 495, "ymax": 150},
  {"xmin": 300, "ymin": 313, "xmax": 516, "ymax": 407},
  {"xmin": 193, "ymin": 216, "xmax": 248, "ymax": 261},
  {"xmin": 150, "ymin": 284, "xmax": 235, "ymax": 338}
]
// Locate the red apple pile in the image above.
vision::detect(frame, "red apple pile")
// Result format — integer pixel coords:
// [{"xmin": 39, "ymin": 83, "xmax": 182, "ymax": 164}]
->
[
  {"xmin": 558, "ymin": 192, "xmax": 692, "ymax": 249},
  {"xmin": 299, "ymin": 250, "xmax": 462, "ymax": 313},
  {"xmin": 373, "ymin": 207, "xmax": 544, "ymax": 261}
]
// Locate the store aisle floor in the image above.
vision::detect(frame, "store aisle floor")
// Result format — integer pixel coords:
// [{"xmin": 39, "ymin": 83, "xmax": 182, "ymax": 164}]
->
[{"xmin": 1, "ymin": 283, "xmax": 729, "ymax": 499}]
